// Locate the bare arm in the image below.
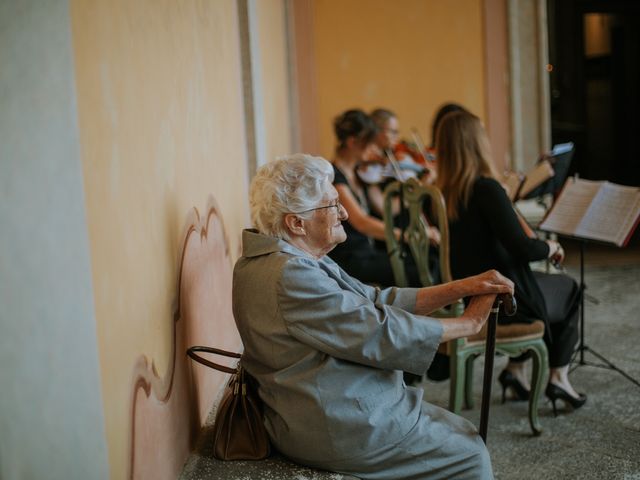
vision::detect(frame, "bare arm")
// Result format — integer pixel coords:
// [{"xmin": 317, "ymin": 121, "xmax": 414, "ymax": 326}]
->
[
  {"xmin": 438, "ymin": 294, "xmax": 497, "ymax": 342},
  {"xmin": 414, "ymin": 270, "xmax": 514, "ymax": 315},
  {"xmin": 361, "ymin": 186, "xmax": 440, "ymax": 244},
  {"xmin": 336, "ymin": 183, "xmax": 397, "ymax": 241},
  {"xmin": 414, "ymin": 270, "xmax": 514, "ymax": 343},
  {"xmin": 368, "ymin": 184, "xmax": 400, "ymax": 218}
]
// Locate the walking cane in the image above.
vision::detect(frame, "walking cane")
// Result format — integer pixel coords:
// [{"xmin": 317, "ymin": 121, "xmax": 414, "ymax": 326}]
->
[{"xmin": 479, "ymin": 294, "xmax": 517, "ymax": 444}]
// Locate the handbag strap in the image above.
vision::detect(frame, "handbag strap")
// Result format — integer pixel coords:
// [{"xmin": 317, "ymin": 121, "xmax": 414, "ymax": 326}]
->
[{"xmin": 187, "ymin": 346, "xmax": 241, "ymax": 374}]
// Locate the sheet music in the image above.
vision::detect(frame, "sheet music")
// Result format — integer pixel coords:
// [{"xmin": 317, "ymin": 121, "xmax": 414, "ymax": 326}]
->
[
  {"xmin": 575, "ymin": 182, "xmax": 640, "ymax": 246},
  {"xmin": 519, "ymin": 160, "xmax": 555, "ymax": 198},
  {"xmin": 540, "ymin": 178, "xmax": 600, "ymax": 236}
]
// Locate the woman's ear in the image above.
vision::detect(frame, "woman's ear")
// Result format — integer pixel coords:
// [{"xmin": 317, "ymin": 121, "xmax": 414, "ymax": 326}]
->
[{"xmin": 283, "ymin": 213, "xmax": 306, "ymax": 237}]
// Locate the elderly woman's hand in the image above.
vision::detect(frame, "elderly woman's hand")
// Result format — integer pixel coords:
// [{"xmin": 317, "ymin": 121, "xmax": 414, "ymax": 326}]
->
[
  {"xmin": 415, "ymin": 269, "xmax": 513, "ymax": 317},
  {"xmin": 463, "ymin": 270, "xmax": 514, "ymax": 297}
]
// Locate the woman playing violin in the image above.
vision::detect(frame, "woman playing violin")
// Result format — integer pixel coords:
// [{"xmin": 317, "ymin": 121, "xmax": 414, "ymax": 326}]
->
[
  {"xmin": 369, "ymin": 108, "xmax": 432, "ymax": 183},
  {"xmin": 369, "ymin": 109, "xmax": 442, "ymax": 280},
  {"xmin": 328, "ymin": 109, "xmax": 421, "ymax": 288}
]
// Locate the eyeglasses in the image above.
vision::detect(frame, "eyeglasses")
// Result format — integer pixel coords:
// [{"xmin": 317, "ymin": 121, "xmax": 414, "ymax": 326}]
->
[{"xmin": 293, "ymin": 200, "xmax": 342, "ymax": 215}]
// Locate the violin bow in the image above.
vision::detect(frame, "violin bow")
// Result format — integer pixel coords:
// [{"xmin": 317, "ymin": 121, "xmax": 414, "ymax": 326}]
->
[
  {"xmin": 384, "ymin": 149, "xmax": 406, "ymax": 181},
  {"xmin": 410, "ymin": 128, "xmax": 432, "ymax": 163}
]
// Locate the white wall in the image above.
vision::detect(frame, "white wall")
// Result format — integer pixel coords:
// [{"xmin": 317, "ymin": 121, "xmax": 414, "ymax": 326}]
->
[{"xmin": 0, "ymin": 1, "xmax": 109, "ymax": 478}]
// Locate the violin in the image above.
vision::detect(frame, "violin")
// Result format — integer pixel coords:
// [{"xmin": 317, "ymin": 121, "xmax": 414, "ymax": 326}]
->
[
  {"xmin": 398, "ymin": 129, "xmax": 438, "ymax": 183},
  {"xmin": 392, "ymin": 128, "xmax": 438, "ymax": 167},
  {"xmin": 355, "ymin": 150, "xmax": 427, "ymax": 185},
  {"xmin": 394, "ymin": 140, "xmax": 428, "ymax": 166},
  {"xmin": 355, "ymin": 159, "xmax": 392, "ymax": 185}
]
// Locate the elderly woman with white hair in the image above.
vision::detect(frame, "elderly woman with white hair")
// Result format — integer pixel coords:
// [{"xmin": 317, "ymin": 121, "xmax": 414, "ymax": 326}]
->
[{"xmin": 232, "ymin": 154, "xmax": 514, "ymax": 480}]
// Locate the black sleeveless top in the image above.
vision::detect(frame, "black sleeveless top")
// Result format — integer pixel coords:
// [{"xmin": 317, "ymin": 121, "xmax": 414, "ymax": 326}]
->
[{"xmin": 328, "ymin": 165, "xmax": 376, "ymax": 262}]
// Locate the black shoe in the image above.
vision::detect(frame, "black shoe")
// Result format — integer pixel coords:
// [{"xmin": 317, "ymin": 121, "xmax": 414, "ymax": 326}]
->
[
  {"xmin": 498, "ymin": 370, "xmax": 530, "ymax": 403},
  {"xmin": 545, "ymin": 383, "xmax": 587, "ymax": 416}
]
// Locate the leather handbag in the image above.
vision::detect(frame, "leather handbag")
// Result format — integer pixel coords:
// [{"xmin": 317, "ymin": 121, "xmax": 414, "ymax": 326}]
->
[{"xmin": 187, "ymin": 346, "xmax": 271, "ymax": 460}]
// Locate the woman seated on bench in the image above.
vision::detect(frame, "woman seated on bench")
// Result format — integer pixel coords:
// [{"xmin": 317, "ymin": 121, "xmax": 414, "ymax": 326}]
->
[
  {"xmin": 433, "ymin": 110, "xmax": 586, "ymax": 413},
  {"xmin": 232, "ymin": 154, "xmax": 514, "ymax": 479}
]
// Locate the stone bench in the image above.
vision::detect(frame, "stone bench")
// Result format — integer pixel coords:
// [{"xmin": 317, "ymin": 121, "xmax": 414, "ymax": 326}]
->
[{"xmin": 181, "ymin": 420, "xmax": 356, "ymax": 480}]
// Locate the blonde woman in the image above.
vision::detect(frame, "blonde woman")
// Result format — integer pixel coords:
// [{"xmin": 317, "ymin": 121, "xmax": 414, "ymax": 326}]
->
[{"xmin": 435, "ymin": 110, "xmax": 585, "ymax": 415}]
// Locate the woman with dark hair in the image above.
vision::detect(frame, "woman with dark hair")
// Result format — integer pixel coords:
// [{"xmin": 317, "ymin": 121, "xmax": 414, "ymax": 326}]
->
[
  {"xmin": 328, "ymin": 109, "xmax": 413, "ymax": 287},
  {"xmin": 434, "ymin": 110, "xmax": 586, "ymax": 413}
]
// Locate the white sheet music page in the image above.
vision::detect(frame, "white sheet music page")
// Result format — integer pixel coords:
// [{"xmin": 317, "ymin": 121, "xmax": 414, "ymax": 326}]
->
[
  {"xmin": 540, "ymin": 178, "xmax": 601, "ymax": 236},
  {"xmin": 575, "ymin": 182, "xmax": 640, "ymax": 246},
  {"xmin": 519, "ymin": 159, "xmax": 555, "ymax": 198}
]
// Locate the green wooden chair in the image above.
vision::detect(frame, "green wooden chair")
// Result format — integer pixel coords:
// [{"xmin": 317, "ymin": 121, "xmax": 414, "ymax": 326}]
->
[{"xmin": 383, "ymin": 178, "xmax": 548, "ymax": 435}]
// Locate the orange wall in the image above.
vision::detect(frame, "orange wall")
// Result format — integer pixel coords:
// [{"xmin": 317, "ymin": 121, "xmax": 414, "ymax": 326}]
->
[
  {"xmin": 312, "ymin": 0, "xmax": 487, "ymax": 159},
  {"xmin": 70, "ymin": 1, "xmax": 249, "ymax": 477}
]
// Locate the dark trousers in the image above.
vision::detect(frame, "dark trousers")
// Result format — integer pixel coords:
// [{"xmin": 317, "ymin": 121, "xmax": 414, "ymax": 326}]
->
[{"xmin": 533, "ymin": 271, "xmax": 580, "ymax": 368}]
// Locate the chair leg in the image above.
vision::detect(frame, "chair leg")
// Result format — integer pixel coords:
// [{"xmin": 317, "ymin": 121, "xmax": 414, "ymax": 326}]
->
[
  {"xmin": 528, "ymin": 340, "xmax": 549, "ymax": 436},
  {"xmin": 464, "ymin": 354, "xmax": 476, "ymax": 409},
  {"xmin": 449, "ymin": 352, "xmax": 467, "ymax": 414}
]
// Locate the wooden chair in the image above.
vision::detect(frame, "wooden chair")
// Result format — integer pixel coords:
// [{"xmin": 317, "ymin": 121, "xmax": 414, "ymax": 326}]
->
[{"xmin": 383, "ymin": 178, "xmax": 548, "ymax": 435}]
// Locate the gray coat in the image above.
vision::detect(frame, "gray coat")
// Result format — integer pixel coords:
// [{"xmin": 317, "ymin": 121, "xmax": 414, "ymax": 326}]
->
[{"xmin": 233, "ymin": 230, "xmax": 492, "ymax": 479}]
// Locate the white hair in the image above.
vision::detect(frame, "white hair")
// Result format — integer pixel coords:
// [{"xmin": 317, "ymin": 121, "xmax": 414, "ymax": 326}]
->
[{"xmin": 249, "ymin": 154, "xmax": 334, "ymax": 240}]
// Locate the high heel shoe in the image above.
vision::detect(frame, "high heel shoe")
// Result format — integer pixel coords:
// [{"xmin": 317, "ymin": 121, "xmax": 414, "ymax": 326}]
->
[
  {"xmin": 498, "ymin": 370, "xmax": 530, "ymax": 403},
  {"xmin": 545, "ymin": 383, "xmax": 587, "ymax": 416}
]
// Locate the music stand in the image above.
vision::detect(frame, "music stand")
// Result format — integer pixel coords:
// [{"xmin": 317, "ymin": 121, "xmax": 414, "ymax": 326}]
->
[
  {"xmin": 569, "ymin": 238, "xmax": 640, "ymax": 387},
  {"xmin": 538, "ymin": 175, "xmax": 640, "ymax": 387}
]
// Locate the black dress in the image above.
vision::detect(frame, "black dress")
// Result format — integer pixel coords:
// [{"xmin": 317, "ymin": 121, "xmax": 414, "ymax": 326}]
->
[
  {"xmin": 329, "ymin": 165, "xmax": 420, "ymax": 288},
  {"xmin": 448, "ymin": 176, "xmax": 579, "ymax": 367}
]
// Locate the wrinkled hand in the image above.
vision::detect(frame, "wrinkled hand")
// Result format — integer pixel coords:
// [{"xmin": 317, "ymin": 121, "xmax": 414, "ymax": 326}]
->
[{"xmin": 464, "ymin": 270, "xmax": 514, "ymax": 297}]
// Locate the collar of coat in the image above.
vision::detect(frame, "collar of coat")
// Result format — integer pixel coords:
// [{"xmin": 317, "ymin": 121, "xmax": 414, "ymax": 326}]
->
[{"xmin": 241, "ymin": 229, "xmax": 314, "ymax": 259}]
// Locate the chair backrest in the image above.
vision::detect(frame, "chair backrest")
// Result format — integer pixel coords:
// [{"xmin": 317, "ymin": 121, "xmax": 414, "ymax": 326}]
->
[{"xmin": 383, "ymin": 178, "xmax": 463, "ymax": 317}]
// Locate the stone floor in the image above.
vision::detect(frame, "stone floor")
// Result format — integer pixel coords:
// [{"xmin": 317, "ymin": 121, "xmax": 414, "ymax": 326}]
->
[{"xmin": 417, "ymin": 260, "xmax": 640, "ymax": 480}]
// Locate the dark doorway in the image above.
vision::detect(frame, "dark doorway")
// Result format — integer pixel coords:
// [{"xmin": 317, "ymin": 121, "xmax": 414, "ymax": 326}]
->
[{"xmin": 548, "ymin": 0, "xmax": 640, "ymax": 186}]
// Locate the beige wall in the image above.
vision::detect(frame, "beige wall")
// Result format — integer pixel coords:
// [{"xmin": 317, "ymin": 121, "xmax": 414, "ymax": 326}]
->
[
  {"xmin": 70, "ymin": 0, "xmax": 249, "ymax": 477},
  {"xmin": 312, "ymin": 0, "xmax": 487, "ymax": 159},
  {"xmin": 254, "ymin": 0, "xmax": 294, "ymax": 164}
]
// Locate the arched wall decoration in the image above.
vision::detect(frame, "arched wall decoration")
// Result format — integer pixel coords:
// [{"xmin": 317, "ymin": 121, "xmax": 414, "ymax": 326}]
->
[{"xmin": 128, "ymin": 195, "xmax": 243, "ymax": 479}]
